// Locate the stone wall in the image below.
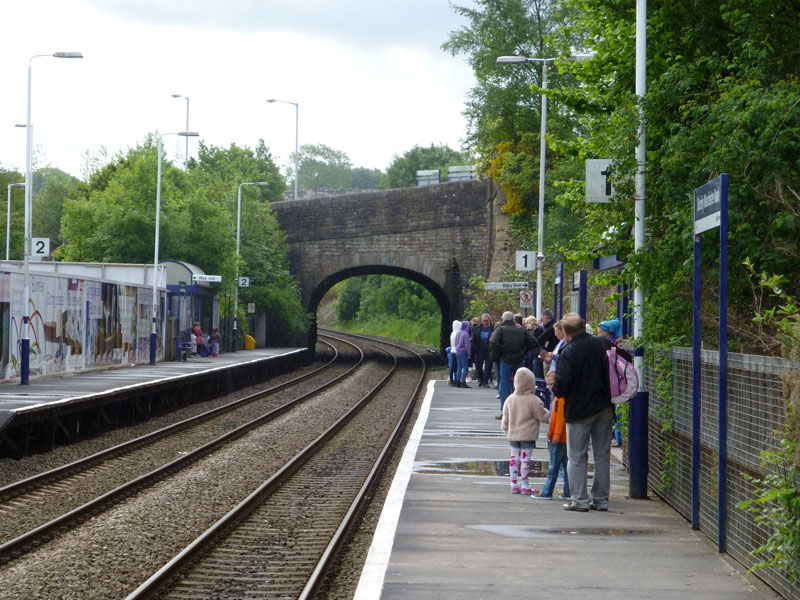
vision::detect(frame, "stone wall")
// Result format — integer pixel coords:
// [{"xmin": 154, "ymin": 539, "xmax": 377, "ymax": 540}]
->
[{"xmin": 271, "ymin": 179, "xmax": 510, "ymax": 350}]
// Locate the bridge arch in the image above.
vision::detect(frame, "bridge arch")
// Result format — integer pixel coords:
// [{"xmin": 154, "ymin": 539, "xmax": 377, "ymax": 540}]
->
[
  {"xmin": 308, "ymin": 264, "xmax": 453, "ymax": 352},
  {"xmin": 271, "ymin": 180, "xmax": 512, "ymax": 352}
]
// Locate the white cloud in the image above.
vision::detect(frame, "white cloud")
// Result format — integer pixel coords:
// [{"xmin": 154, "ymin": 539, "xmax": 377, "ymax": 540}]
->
[{"xmin": 0, "ymin": 0, "xmax": 476, "ymax": 178}]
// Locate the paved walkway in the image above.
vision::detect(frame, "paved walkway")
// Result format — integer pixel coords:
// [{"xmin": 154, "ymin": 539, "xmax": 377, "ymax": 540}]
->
[
  {"xmin": 355, "ymin": 379, "xmax": 780, "ymax": 599},
  {"xmin": 0, "ymin": 348, "xmax": 304, "ymax": 415}
]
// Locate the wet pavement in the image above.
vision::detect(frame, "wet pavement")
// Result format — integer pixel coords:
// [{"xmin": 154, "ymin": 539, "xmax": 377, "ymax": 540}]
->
[{"xmin": 354, "ymin": 379, "xmax": 780, "ymax": 600}]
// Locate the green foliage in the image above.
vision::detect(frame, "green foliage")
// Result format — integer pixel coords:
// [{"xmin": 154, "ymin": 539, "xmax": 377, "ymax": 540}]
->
[
  {"xmin": 380, "ymin": 144, "xmax": 470, "ymax": 189},
  {"xmin": 741, "ymin": 437, "xmax": 800, "ymax": 581},
  {"xmin": 57, "ymin": 135, "xmax": 309, "ymax": 346},
  {"xmin": 0, "ymin": 167, "xmax": 25, "ymax": 260},
  {"xmin": 32, "ymin": 168, "xmax": 81, "ymax": 247},
  {"xmin": 332, "ymin": 275, "xmax": 441, "ymax": 346},
  {"xmin": 294, "ymin": 143, "xmax": 354, "ymax": 192},
  {"xmin": 737, "ymin": 263, "xmax": 800, "ymax": 580}
]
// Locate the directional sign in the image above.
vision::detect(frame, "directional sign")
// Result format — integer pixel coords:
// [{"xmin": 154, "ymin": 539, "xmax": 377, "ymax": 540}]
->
[
  {"xmin": 192, "ymin": 274, "xmax": 222, "ymax": 283},
  {"xmin": 586, "ymin": 159, "xmax": 615, "ymax": 203},
  {"xmin": 238, "ymin": 277, "xmax": 250, "ymax": 287},
  {"xmin": 515, "ymin": 250, "xmax": 536, "ymax": 271},
  {"xmin": 484, "ymin": 281, "xmax": 529, "ymax": 290},
  {"xmin": 520, "ymin": 290, "xmax": 533, "ymax": 308}
]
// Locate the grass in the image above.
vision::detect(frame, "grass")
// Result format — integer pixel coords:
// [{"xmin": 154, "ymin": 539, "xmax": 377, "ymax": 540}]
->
[{"xmin": 332, "ymin": 314, "xmax": 440, "ymax": 347}]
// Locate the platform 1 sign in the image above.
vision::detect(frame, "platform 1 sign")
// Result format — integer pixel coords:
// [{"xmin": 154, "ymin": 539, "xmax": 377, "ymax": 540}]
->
[
  {"xmin": 586, "ymin": 159, "xmax": 615, "ymax": 203},
  {"xmin": 484, "ymin": 281, "xmax": 529, "ymax": 290}
]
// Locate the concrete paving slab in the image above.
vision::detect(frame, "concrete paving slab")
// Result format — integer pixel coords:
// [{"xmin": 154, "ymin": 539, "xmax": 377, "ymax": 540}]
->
[{"xmin": 355, "ymin": 379, "xmax": 780, "ymax": 600}]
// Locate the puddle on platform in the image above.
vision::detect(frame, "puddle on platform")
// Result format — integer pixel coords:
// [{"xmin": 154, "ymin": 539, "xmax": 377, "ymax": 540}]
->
[
  {"xmin": 469, "ymin": 524, "xmax": 660, "ymax": 539},
  {"xmin": 415, "ymin": 459, "xmax": 547, "ymax": 478},
  {"xmin": 414, "ymin": 459, "xmax": 594, "ymax": 478},
  {"xmin": 425, "ymin": 428, "xmax": 506, "ymax": 438}
]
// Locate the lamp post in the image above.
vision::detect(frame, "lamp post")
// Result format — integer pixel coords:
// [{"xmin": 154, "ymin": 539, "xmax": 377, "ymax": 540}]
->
[
  {"xmin": 151, "ymin": 130, "xmax": 200, "ymax": 365},
  {"xmin": 233, "ymin": 182, "xmax": 269, "ymax": 352},
  {"xmin": 266, "ymin": 99, "xmax": 299, "ymax": 200},
  {"xmin": 6, "ymin": 183, "xmax": 24, "ymax": 261},
  {"xmin": 21, "ymin": 51, "xmax": 83, "ymax": 385},
  {"xmin": 171, "ymin": 94, "xmax": 191, "ymax": 170},
  {"xmin": 496, "ymin": 55, "xmax": 556, "ymax": 319}
]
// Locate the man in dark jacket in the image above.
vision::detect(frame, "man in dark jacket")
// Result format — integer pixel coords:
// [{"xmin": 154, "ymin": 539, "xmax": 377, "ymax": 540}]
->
[
  {"xmin": 552, "ymin": 312, "xmax": 614, "ymax": 512},
  {"xmin": 532, "ymin": 309, "xmax": 558, "ymax": 378},
  {"xmin": 490, "ymin": 311, "xmax": 539, "ymax": 418},
  {"xmin": 471, "ymin": 314, "xmax": 494, "ymax": 388}
]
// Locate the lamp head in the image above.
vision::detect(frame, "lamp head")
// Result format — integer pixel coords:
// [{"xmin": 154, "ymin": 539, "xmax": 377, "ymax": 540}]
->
[
  {"xmin": 178, "ymin": 131, "xmax": 199, "ymax": 137},
  {"xmin": 53, "ymin": 52, "xmax": 83, "ymax": 59},
  {"xmin": 171, "ymin": 93, "xmax": 182, "ymax": 98},
  {"xmin": 496, "ymin": 56, "xmax": 529, "ymax": 64}
]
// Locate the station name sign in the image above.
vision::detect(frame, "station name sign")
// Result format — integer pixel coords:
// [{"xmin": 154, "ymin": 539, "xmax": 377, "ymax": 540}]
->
[{"xmin": 694, "ymin": 177, "xmax": 724, "ymax": 234}]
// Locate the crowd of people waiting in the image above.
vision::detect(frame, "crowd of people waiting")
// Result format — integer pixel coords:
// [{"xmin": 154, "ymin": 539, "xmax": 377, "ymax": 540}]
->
[{"xmin": 446, "ymin": 310, "xmax": 631, "ymax": 511}]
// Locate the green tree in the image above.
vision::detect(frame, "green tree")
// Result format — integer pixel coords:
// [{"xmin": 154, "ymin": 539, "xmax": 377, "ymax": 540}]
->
[
  {"xmin": 33, "ymin": 167, "xmax": 81, "ymax": 249},
  {"xmin": 293, "ymin": 143, "xmax": 354, "ymax": 192},
  {"xmin": 350, "ymin": 166, "xmax": 383, "ymax": 190},
  {"xmin": 380, "ymin": 144, "xmax": 470, "ymax": 189},
  {"xmin": 0, "ymin": 167, "xmax": 25, "ymax": 261}
]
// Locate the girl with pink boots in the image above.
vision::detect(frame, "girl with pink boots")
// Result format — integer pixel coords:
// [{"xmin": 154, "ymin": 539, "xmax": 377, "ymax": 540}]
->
[{"xmin": 501, "ymin": 367, "xmax": 550, "ymax": 494}]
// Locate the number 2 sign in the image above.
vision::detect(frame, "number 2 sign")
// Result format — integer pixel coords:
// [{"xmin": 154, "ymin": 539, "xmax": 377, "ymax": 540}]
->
[{"xmin": 32, "ymin": 238, "xmax": 50, "ymax": 258}]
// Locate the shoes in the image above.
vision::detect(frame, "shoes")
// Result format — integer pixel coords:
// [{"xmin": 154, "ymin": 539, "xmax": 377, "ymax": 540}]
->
[
  {"xmin": 496, "ymin": 394, "xmax": 500, "ymax": 399},
  {"xmin": 456, "ymin": 381, "xmax": 462, "ymax": 388},
  {"xmin": 511, "ymin": 486, "xmax": 521, "ymax": 494},
  {"xmin": 558, "ymin": 493, "xmax": 571, "ymax": 500},
  {"xmin": 611, "ymin": 441, "xmax": 621, "ymax": 447},
  {"xmin": 589, "ymin": 502, "xmax": 608, "ymax": 511},
  {"xmin": 462, "ymin": 383, "xmax": 471, "ymax": 388},
  {"xmin": 531, "ymin": 493, "xmax": 553, "ymax": 500},
  {"xmin": 563, "ymin": 501, "xmax": 589, "ymax": 512},
  {"xmin": 494, "ymin": 414, "xmax": 502, "ymax": 420},
  {"xmin": 520, "ymin": 487, "xmax": 535, "ymax": 495}
]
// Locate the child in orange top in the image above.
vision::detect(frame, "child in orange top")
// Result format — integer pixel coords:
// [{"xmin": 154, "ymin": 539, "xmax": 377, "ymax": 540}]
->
[{"xmin": 532, "ymin": 370, "xmax": 571, "ymax": 499}]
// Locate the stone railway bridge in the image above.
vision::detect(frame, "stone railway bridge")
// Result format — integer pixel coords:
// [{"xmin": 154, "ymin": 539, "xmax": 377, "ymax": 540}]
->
[{"xmin": 271, "ymin": 179, "xmax": 513, "ymax": 351}]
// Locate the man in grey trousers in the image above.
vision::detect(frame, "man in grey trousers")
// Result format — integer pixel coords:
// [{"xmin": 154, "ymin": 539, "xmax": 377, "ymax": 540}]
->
[{"xmin": 552, "ymin": 313, "xmax": 614, "ymax": 511}]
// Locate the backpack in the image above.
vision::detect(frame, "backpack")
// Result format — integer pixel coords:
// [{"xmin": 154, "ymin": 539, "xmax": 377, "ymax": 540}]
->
[{"xmin": 607, "ymin": 346, "xmax": 639, "ymax": 404}]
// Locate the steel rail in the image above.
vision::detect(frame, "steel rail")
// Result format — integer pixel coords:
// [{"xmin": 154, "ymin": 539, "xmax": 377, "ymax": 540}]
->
[
  {"xmin": 0, "ymin": 336, "xmax": 361, "ymax": 563},
  {"xmin": 125, "ymin": 333, "xmax": 407, "ymax": 599}
]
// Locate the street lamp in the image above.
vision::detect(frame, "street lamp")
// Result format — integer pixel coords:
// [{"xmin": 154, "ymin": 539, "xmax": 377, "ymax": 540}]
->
[
  {"xmin": 233, "ymin": 182, "xmax": 269, "ymax": 351},
  {"xmin": 171, "ymin": 94, "xmax": 191, "ymax": 170},
  {"xmin": 266, "ymin": 99, "xmax": 299, "ymax": 200},
  {"xmin": 21, "ymin": 51, "xmax": 83, "ymax": 385},
  {"xmin": 6, "ymin": 183, "xmax": 24, "ymax": 261},
  {"xmin": 151, "ymin": 130, "xmax": 200, "ymax": 365},
  {"xmin": 496, "ymin": 55, "xmax": 555, "ymax": 319}
]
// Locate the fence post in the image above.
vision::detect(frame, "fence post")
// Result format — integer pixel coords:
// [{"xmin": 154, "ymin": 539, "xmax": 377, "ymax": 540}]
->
[{"xmin": 629, "ymin": 387, "xmax": 649, "ymax": 498}]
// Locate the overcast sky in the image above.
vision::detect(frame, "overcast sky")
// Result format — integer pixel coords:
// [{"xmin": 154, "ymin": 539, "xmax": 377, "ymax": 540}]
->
[{"xmin": 0, "ymin": 0, "xmax": 477, "ymax": 180}]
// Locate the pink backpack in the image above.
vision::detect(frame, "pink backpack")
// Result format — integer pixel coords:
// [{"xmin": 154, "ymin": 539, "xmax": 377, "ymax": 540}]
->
[{"xmin": 607, "ymin": 346, "xmax": 638, "ymax": 404}]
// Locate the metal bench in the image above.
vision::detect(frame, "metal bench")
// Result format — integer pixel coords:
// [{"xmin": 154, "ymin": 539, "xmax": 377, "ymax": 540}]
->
[{"xmin": 178, "ymin": 341, "xmax": 194, "ymax": 361}]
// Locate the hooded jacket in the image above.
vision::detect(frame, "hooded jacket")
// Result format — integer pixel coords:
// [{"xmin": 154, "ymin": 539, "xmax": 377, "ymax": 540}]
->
[
  {"xmin": 501, "ymin": 367, "xmax": 550, "ymax": 442},
  {"xmin": 454, "ymin": 320, "xmax": 472, "ymax": 358},
  {"xmin": 449, "ymin": 320, "xmax": 461, "ymax": 352}
]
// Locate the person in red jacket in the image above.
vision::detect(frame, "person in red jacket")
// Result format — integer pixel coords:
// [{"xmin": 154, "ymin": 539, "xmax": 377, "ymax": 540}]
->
[{"xmin": 532, "ymin": 370, "xmax": 571, "ymax": 499}]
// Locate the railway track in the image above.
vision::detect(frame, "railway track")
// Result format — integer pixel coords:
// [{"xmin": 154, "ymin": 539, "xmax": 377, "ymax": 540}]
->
[
  {"xmin": 0, "ymin": 336, "xmax": 357, "ymax": 563},
  {"xmin": 0, "ymin": 332, "xmax": 427, "ymax": 599}
]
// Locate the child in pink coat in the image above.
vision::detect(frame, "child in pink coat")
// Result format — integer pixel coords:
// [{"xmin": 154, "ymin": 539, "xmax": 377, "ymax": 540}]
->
[{"xmin": 501, "ymin": 367, "xmax": 550, "ymax": 494}]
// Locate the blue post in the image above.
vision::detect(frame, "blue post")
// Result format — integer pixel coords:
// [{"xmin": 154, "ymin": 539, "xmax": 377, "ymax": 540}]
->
[
  {"xmin": 21, "ymin": 317, "xmax": 29, "ymax": 385},
  {"xmin": 692, "ymin": 234, "xmax": 702, "ymax": 530},
  {"xmin": 718, "ymin": 173, "xmax": 729, "ymax": 553},
  {"xmin": 150, "ymin": 330, "xmax": 157, "ymax": 365},
  {"xmin": 578, "ymin": 270, "xmax": 587, "ymax": 321},
  {"xmin": 558, "ymin": 263, "xmax": 564, "ymax": 319},
  {"xmin": 628, "ymin": 385, "xmax": 649, "ymax": 498}
]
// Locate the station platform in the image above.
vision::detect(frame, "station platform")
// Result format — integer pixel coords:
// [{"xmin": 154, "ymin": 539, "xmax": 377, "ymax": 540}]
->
[
  {"xmin": 355, "ymin": 379, "xmax": 779, "ymax": 600},
  {"xmin": 0, "ymin": 348, "xmax": 305, "ymax": 415}
]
